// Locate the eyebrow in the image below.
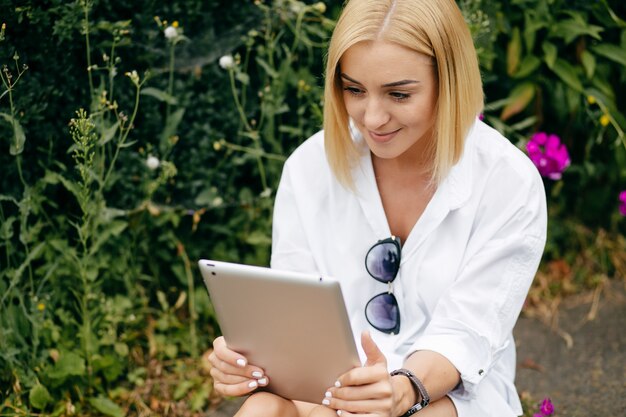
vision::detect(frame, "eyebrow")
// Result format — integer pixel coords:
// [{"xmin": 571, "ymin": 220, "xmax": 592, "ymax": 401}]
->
[{"xmin": 340, "ymin": 73, "xmax": 419, "ymax": 88}]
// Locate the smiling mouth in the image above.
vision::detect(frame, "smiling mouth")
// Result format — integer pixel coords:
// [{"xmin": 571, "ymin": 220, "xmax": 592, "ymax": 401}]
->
[{"xmin": 369, "ymin": 129, "xmax": 401, "ymax": 143}]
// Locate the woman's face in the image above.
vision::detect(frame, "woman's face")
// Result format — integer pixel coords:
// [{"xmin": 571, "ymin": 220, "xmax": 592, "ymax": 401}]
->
[{"xmin": 339, "ymin": 40, "xmax": 438, "ymax": 162}]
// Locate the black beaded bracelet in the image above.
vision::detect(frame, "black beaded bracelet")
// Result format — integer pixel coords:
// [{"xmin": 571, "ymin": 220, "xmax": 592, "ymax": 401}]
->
[{"xmin": 390, "ymin": 368, "xmax": 430, "ymax": 416}]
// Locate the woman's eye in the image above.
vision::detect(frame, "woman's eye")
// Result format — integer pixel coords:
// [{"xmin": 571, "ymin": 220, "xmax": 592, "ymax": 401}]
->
[
  {"xmin": 390, "ymin": 92, "xmax": 410, "ymax": 101},
  {"xmin": 343, "ymin": 86, "xmax": 364, "ymax": 96}
]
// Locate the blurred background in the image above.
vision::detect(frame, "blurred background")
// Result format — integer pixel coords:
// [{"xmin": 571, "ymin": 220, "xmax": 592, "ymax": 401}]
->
[{"xmin": 0, "ymin": 0, "xmax": 624, "ymax": 416}]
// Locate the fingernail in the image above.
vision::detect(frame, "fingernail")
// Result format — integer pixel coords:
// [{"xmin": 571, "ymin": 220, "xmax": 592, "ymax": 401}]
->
[
  {"xmin": 237, "ymin": 358, "xmax": 246, "ymax": 367},
  {"xmin": 322, "ymin": 399, "xmax": 330, "ymax": 406},
  {"xmin": 258, "ymin": 377, "xmax": 268, "ymax": 386},
  {"xmin": 334, "ymin": 380, "xmax": 341, "ymax": 388},
  {"xmin": 325, "ymin": 391, "xmax": 332, "ymax": 398},
  {"xmin": 248, "ymin": 380, "xmax": 258, "ymax": 389},
  {"xmin": 337, "ymin": 411, "xmax": 342, "ymax": 416},
  {"xmin": 252, "ymin": 371, "xmax": 263, "ymax": 378}
]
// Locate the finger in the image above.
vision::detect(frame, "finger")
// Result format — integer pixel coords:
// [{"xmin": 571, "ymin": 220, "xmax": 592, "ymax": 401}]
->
[
  {"xmin": 361, "ymin": 331, "xmax": 386, "ymax": 367},
  {"xmin": 211, "ymin": 337, "xmax": 266, "ymax": 379},
  {"xmin": 212, "ymin": 336, "xmax": 249, "ymax": 367},
  {"xmin": 324, "ymin": 396, "xmax": 393, "ymax": 415},
  {"xmin": 209, "ymin": 351, "xmax": 266, "ymax": 379},
  {"xmin": 210, "ymin": 366, "xmax": 249, "ymax": 385},
  {"xmin": 327, "ymin": 380, "xmax": 392, "ymax": 401},
  {"xmin": 214, "ymin": 378, "xmax": 264, "ymax": 397},
  {"xmin": 334, "ymin": 363, "xmax": 389, "ymax": 387}
]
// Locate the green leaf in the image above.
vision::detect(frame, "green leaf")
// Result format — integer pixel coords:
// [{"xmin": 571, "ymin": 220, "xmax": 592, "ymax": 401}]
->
[
  {"xmin": 47, "ymin": 351, "xmax": 85, "ymax": 380},
  {"xmin": 140, "ymin": 87, "xmax": 178, "ymax": 105},
  {"xmin": 90, "ymin": 220, "xmax": 128, "ymax": 255},
  {"xmin": 0, "ymin": 112, "xmax": 26, "ymax": 155},
  {"xmin": 99, "ymin": 121, "xmax": 120, "ymax": 145},
  {"xmin": 591, "ymin": 43, "xmax": 626, "ymax": 67},
  {"xmin": 88, "ymin": 396, "xmax": 125, "ymax": 417},
  {"xmin": 190, "ymin": 384, "xmax": 211, "ymax": 411},
  {"xmin": 500, "ymin": 82, "xmax": 536, "ymax": 121},
  {"xmin": 513, "ymin": 55, "xmax": 541, "ymax": 78},
  {"xmin": 173, "ymin": 380, "xmax": 195, "ymax": 400},
  {"xmin": 0, "ymin": 216, "xmax": 16, "ymax": 240},
  {"xmin": 542, "ymin": 42, "xmax": 557, "ymax": 69},
  {"xmin": 235, "ymin": 72, "xmax": 250, "ymax": 86},
  {"xmin": 255, "ymin": 57, "xmax": 279, "ymax": 78},
  {"xmin": 161, "ymin": 108, "xmax": 185, "ymax": 147},
  {"xmin": 549, "ymin": 14, "xmax": 603, "ymax": 44},
  {"xmin": 29, "ymin": 384, "xmax": 53, "ymax": 410},
  {"xmin": 523, "ymin": 11, "xmax": 547, "ymax": 52},
  {"xmin": 551, "ymin": 59, "xmax": 583, "ymax": 92},
  {"xmin": 244, "ymin": 230, "xmax": 271, "ymax": 246},
  {"xmin": 580, "ymin": 50, "xmax": 596, "ymax": 79},
  {"xmin": 507, "ymin": 27, "xmax": 522, "ymax": 76}
]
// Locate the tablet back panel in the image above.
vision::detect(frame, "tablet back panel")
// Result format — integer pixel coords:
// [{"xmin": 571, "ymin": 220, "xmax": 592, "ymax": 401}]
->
[{"xmin": 199, "ymin": 259, "xmax": 360, "ymax": 403}]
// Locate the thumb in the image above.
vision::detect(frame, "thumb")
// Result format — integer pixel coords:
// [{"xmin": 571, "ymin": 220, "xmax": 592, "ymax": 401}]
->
[{"xmin": 362, "ymin": 331, "xmax": 387, "ymax": 367}]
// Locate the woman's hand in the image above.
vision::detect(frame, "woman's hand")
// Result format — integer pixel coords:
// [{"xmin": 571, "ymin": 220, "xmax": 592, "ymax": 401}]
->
[
  {"xmin": 321, "ymin": 331, "xmax": 403, "ymax": 416},
  {"xmin": 207, "ymin": 336, "xmax": 269, "ymax": 397}
]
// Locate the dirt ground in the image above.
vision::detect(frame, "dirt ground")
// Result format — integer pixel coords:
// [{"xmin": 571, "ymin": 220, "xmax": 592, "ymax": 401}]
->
[
  {"xmin": 514, "ymin": 279, "xmax": 625, "ymax": 416},
  {"xmin": 206, "ymin": 280, "xmax": 626, "ymax": 417}
]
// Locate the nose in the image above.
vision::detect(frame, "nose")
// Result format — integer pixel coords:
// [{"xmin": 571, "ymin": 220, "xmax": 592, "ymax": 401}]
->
[{"xmin": 363, "ymin": 97, "xmax": 390, "ymax": 131}]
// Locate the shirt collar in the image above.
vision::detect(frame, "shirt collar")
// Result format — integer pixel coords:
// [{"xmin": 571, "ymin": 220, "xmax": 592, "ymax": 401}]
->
[{"xmin": 440, "ymin": 120, "xmax": 478, "ymax": 210}]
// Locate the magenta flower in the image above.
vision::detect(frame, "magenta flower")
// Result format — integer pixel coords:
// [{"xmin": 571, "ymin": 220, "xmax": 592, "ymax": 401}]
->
[
  {"xmin": 619, "ymin": 191, "xmax": 626, "ymax": 216},
  {"xmin": 526, "ymin": 132, "xmax": 570, "ymax": 180},
  {"xmin": 540, "ymin": 397, "xmax": 555, "ymax": 415}
]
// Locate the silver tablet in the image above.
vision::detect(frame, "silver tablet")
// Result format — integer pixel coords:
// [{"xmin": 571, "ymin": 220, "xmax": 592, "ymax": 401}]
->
[{"xmin": 198, "ymin": 259, "xmax": 361, "ymax": 403}]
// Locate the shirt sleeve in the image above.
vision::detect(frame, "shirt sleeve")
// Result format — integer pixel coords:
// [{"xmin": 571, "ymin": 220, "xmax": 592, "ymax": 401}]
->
[
  {"xmin": 270, "ymin": 160, "xmax": 318, "ymax": 273},
  {"xmin": 407, "ymin": 166, "xmax": 547, "ymax": 399}
]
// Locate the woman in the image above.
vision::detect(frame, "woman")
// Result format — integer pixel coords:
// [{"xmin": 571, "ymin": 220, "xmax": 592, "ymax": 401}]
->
[{"xmin": 208, "ymin": 0, "xmax": 547, "ymax": 416}]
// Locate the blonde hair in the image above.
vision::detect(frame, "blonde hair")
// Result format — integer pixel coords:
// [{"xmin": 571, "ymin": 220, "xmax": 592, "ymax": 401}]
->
[{"xmin": 323, "ymin": 0, "xmax": 483, "ymax": 187}]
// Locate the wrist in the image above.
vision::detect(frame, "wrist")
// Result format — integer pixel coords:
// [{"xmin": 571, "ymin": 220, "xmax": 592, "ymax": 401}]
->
[
  {"xmin": 390, "ymin": 368, "xmax": 430, "ymax": 416},
  {"xmin": 391, "ymin": 374, "xmax": 416, "ymax": 416}
]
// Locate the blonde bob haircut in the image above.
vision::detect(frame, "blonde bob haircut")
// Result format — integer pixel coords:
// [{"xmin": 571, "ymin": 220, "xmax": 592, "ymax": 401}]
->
[{"xmin": 323, "ymin": 0, "xmax": 484, "ymax": 187}]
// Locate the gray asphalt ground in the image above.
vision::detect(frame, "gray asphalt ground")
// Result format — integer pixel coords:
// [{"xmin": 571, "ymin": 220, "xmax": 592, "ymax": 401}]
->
[{"xmin": 206, "ymin": 280, "xmax": 626, "ymax": 417}]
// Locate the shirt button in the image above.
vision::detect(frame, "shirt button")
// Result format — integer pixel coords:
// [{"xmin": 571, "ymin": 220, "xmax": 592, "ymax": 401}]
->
[{"xmin": 478, "ymin": 369, "xmax": 484, "ymax": 376}]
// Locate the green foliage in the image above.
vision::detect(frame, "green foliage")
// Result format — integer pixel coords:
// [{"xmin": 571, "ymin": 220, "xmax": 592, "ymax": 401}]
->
[{"xmin": 0, "ymin": 0, "xmax": 333, "ymax": 414}]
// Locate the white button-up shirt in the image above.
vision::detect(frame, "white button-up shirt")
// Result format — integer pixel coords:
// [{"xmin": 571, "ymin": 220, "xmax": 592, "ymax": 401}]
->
[{"xmin": 271, "ymin": 120, "xmax": 547, "ymax": 415}]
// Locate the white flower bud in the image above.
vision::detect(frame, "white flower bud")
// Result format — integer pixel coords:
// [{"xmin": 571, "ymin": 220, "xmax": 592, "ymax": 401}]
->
[
  {"xmin": 313, "ymin": 2, "xmax": 326, "ymax": 13},
  {"xmin": 164, "ymin": 26, "xmax": 177, "ymax": 39},
  {"xmin": 146, "ymin": 155, "xmax": 160, "ymax": 170},
  {"xmin": 219, "ymin": 55, "xmax": 235, "ymax": 70}
]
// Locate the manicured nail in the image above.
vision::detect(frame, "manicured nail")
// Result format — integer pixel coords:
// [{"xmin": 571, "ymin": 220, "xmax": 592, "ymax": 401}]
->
[
  {"xmin": 322, "ymin": 399, "xmax": 330, "ymax": 406},
  {"xmin": 248, "ymin": 380, "xmax": 258, "ymax": 389},
  {"xmin": 336, "ymin": 411, "xmax": 342, "ymax": 416},
  {"xmin": 236, "ymin": 358, "xmax": 246, "ymax": 367},
  {"xmin": 252, "ymin": 371, "xmax": 263, "ymax": 378},
  {"xmin": 334, "ymin": 380, "xmax": 341, "ymax": 388},
  {"xmin": 325, "ymin": 391, "xmax": 332, "ymax": 398},
  {"xmin": 258, "ymin": 377, "xmax": 268, "ymax": 386}
]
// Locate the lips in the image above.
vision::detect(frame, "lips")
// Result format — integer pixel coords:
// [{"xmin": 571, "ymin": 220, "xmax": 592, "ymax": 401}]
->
[{"xmin": 369, "ymin": 128, "xmax": 401, "ymax": 143}]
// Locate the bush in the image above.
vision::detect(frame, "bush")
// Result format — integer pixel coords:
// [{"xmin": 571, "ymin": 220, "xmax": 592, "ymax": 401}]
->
[{"xmin": 0, "ymin": 0, "xmax": 624, "ymax": 415}]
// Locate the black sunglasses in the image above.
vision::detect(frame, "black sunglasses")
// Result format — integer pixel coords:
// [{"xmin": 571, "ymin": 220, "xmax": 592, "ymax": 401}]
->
[{"xmin": 364, "ymin": 236, "xmax": 401, "ymax": 335}]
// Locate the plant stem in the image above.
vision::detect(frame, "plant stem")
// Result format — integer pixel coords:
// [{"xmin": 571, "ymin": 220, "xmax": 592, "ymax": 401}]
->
[
  {"xmin": 228, "ymin": 70, "xmax": 252, "ymax": 131},
  {"xmin": 166, "ymin": 43, "xmax": 175, "ymax": 120},
  {"xmin": 101, "ymin": 82, "xmax": 141, "ymax": 189},
  {"xmin": 82, "ymin": 1, "xmax": 94, "ymax": 99},
  {"xmin": 176, "ymin": 239, "xmax": 198, "ymax": 358}
]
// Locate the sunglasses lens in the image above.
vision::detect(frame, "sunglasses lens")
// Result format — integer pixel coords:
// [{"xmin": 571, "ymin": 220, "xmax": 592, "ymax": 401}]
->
[
  {"xmin": 365, "ymin": 293, "xmax": 400, "ymax": 334},
  {"xmin": 366, "ymin": 242, "xmax": 400, "ymax": 282}
]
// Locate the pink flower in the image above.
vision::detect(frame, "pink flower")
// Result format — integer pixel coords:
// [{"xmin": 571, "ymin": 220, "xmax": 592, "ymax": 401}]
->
[
  {"xmin": 526, "ymin": 132, "xmax": 570, "ymax": 180},
  {"xmin": 619, "ymin": 191, "xmax": 626, "ymax": 216},
  {"xmin": 540, "ymin": 397, "xmax": 555, "ymax": 415}
]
